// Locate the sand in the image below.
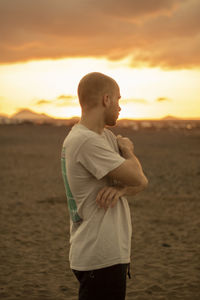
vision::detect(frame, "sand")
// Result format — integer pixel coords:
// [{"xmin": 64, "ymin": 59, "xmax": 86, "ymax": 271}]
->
[{"xmin": 0, "ymin": 123, "xmax": 200, "ymax": 300}]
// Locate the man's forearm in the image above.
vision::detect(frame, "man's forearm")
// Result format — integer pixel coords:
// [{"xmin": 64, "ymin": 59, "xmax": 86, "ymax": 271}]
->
[
  {"xmin": 118, "ymin": 137, "xmax": 144, "ymax": 173},
  {"xmin": 116, "ymin": 134, "xmax": 148, "ymax": 190},
  {"xmin": 96, "ymin": 182, "xmax": 147, "ymax": 210},
  {"xmin": 121, "ymin": 151, "xmax": 148, "ymax": 187},
  {"xmin": 123, "ymin": 184, "xmax": 146, "ymax": 196},
  {"xmin": 115, "ymin": 182, "xmax": 147, "ymax": 197}
]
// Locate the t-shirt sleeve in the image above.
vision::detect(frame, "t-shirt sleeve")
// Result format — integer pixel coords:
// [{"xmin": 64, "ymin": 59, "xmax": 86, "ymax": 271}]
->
[{"xmin": 76, "ymin": 137, "xmax": 125, "ymax": 180}]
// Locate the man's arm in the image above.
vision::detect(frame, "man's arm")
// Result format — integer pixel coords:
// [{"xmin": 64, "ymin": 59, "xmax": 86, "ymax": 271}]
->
[
  {"xmin": 96, "ymin": 183, "xmax": 147, "ymax": 210},
  {"xmin": 120, "ymin": 182, "xmax": 147, "ymax": 196},
  {"xmin": 96, "ymin": 135, "xmax": 148, "ymax": 210},
  {"xmin": 107, "ymin": 135, "xmax": 148, "ymax": 187}
]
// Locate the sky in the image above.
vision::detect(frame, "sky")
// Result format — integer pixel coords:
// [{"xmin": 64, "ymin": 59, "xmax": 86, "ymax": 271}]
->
[{"xmin": 0, "ymin": 0, "xmax": 200, "ymax": 119}]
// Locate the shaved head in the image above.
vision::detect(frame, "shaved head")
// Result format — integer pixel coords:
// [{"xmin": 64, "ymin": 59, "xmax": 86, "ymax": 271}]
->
[{"xmin": 78, "ymin": 72, "xmax": 118, "ymax": 109}]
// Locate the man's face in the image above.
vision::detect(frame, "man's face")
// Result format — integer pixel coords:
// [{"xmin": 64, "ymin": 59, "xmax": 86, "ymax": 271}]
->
[{"xmin": 105, "ymin": 85, "xmax": 121, "ymax": 126}]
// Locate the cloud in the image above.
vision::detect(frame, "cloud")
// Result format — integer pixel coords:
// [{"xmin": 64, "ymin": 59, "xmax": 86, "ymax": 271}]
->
[
  {"xmin": 97, "ymin": 0, "xmax": 182, "ymax": 21},
  {"xmin": 156, "ymin": 97, "xmax": 171, "ymax": 102},
  {"xmin": 57, "ymin": 95, "xmax": 76, "ymax": 100},
  {"xmin": 35, "ymin": 95, "xmax": 149, "ymax": 107},
  {"xmin": 34, "ymin": 95, "xmax": 78, "ymax": 107},
  {"xmin": 36, "ymin": 99, "xmax": 52, "ymax": 105},
  {"xmin": 0, "ymin": 0, "xmax": 199, "ymax": 68}
]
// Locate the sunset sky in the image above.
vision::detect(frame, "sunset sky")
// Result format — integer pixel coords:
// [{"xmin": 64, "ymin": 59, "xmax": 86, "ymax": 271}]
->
[{"xmin": 0, "ymin": 0, "xmax": 200, "ymax": 119}]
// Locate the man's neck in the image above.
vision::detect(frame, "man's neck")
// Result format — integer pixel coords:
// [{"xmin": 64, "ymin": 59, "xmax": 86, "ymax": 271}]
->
[{"xmin": 80, "ymin": 113, "xmax": 105, "ymax": 135}]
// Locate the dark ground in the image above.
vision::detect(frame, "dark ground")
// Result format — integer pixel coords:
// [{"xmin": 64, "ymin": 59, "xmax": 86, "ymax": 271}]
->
[{"xmin": 0, "ymin": 124, "xmax": 200, "ymax": 300}]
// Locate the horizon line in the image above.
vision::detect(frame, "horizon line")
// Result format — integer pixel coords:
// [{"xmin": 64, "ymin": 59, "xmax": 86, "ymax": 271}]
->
[{"xmin": 1, "ymin": 108, "xmax": 200, "ymax": 121}]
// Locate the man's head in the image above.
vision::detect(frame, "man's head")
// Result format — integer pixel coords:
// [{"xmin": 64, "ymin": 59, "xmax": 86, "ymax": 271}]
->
[{"xmin": 78, "ymin": 72, "xmax": 121, "ymax": 126}]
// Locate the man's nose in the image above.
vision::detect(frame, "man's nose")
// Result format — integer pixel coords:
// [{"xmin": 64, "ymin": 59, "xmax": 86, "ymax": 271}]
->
[{"xmin": 118, "ymin": 106, "xmax": 121, "ymax": 112}]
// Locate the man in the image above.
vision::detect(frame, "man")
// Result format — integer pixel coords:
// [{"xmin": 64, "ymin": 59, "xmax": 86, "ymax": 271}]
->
[{"xmin": 61, "ymin": 72, "xmax": 148, "ymax": 300}]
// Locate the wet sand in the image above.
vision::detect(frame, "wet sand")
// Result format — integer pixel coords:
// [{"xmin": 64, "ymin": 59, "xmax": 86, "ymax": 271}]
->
[{"xmin": 0, "ymin": 124, "xmax": 200, "ymax": 299}]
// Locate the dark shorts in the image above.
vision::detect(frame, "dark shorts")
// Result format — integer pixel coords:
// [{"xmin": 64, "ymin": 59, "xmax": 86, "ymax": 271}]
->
[{"xmin": 72, "ymin": 263, "xmax": 130, "ymax": 300}]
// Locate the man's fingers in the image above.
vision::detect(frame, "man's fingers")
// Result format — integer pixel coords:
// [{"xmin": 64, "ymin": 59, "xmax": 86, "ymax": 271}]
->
[
  {"xmin": 96, "ymin": 186, "xmax": 123, "ymax": 210},
  {"xmin": 96, "ymin": 187, "xmax": 113, "ymax": 208},
  {"xmin": 117, "ymin": 135, "xmax": 134, "ymax": 152},
  {"xmin": 96, "ymin": 187, "xmax": 118, "ymax": 210},
  {"xmin": 111, "ymin": 194, "xmax": 119, "ymax": 208},
  {"xmin": 101, "ymin": 188, "xmax": 116, "ymax": 209},
  {"xmin": 96, "ymin": 187, "xmax": 107, "ymax": 203},
  {"xmin": 104, "ymin": 189, "xmax": 116, "ymax": 209}
]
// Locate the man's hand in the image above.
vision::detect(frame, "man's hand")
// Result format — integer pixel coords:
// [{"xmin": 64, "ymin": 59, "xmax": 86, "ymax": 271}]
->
[
  {"xmin": 117, "ymin": 135, "xmax": 134, "ymax": 156},
  {"xmin": 96, "ymin": 181, "xmax": 148, "ymax": 210},
  {"xmin": 96, "ymin": 186, "xmax": 125, "ymax": 210}
]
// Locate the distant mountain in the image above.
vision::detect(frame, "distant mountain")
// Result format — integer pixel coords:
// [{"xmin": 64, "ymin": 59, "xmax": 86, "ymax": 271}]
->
[
  {"xmin": 161, "ymin": 115, "xmax": 180, "ymax": 120},
  {"xmin": 11, "ymin": 109, "xmax": 53, "ymax": 120},
  {"xmin": 0, "ymin": 113, "xmax": 9, "ymax": 118}
]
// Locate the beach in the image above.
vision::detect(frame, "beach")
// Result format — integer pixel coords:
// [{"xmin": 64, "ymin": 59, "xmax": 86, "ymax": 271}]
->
[{"xmin": 0, "ymin": 123, "xmax": 200, "ymax": 300}]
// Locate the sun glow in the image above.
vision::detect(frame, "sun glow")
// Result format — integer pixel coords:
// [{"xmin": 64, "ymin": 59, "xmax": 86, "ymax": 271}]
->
[{"xmin": 0, "ymin": 57, "xmax": 200, "ymax": 119}]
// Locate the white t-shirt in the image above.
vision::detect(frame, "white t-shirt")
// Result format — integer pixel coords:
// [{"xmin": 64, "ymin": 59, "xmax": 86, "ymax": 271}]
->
[{"xmin": 61, "ymin": 123, "xmax": 132, "ymax": 271}]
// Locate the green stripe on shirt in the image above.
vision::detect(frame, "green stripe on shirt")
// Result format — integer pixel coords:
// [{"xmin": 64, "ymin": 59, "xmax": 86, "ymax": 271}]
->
[{"xmin": 61, "ymin": 146, "xmax": 82, "ymax": 223}]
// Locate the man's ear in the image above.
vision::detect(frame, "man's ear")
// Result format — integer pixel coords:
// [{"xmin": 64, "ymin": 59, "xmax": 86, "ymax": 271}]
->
[{"xmin": 102, "ymin": 94, "xmax": 110, "ymax": 107}]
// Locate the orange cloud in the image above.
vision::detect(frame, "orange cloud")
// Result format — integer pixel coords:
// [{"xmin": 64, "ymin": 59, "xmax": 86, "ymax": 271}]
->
[
  {"xmin": 97, "ymin": 0, "xmax": 182, "ymax": 21},
  {"xmin": 57, "ymin": 95, "xmax": 76, "ymax": 100},
  {"xmin": 0, "ymin": 0, "xmax": 199, "ymax": 68},
  {"xmin": 36, "ymin": 99, "xmax": 52, "ymax": 105},
  {"xmin": 34, "ymin": 95, "xmax": 78, "ymax": 107},
  {"xmin": 156, "ymin": 97, "xmax": 170, "ymax": 102}
]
